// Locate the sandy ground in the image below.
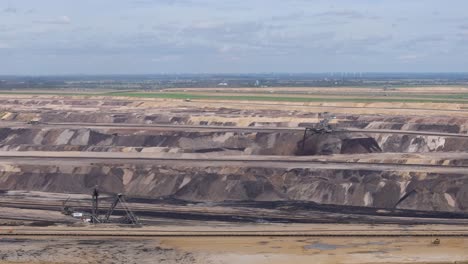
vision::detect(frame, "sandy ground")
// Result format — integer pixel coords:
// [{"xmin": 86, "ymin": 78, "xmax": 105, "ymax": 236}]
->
[
  {"xmin": 162, "ymin": 236, "xmax": 468, "ymax": 264},
  {"xmin": 0, "ymin": 236, "xmax": 468, "ymax": 264},
  {"xmin": 0, "ymin": 94, "xmax": 467, "ymax": 117}
]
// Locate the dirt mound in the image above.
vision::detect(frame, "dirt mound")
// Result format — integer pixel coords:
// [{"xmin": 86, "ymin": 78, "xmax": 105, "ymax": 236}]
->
[{"xmin": 341, "ymin": 138, "xmax": 382, "ymax": 154}]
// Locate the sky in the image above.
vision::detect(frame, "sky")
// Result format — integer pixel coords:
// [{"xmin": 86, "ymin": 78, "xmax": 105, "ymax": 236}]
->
[{"xmin": 0, "ymin": 0, "xmax": 468, "ymax": 75}]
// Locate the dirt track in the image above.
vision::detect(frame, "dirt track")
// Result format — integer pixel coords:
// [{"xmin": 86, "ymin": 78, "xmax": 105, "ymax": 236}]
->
[
  {"xmin": 1, "ymin": 152, "xmax": 468, "ymax": 173},
  {"xmin": 4, "ymin": 223, "xmax": 468, "ymax": 236},
  {"xmin": 3, "ymin": 121, "xmax": 468, "ymax": 138}
]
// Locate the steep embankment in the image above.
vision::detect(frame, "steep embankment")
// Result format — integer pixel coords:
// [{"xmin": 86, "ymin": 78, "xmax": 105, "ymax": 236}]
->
[
  {"xmin": 0, "ymin": 127, "xmax": 466, "ymax": 155},
  {"xmin": 0, "ymin": 163, "xmax": 466, "ymax": 212},
  {"xmin": 1, "ymin": 97, "xmax": 468, "ymax": 215}
]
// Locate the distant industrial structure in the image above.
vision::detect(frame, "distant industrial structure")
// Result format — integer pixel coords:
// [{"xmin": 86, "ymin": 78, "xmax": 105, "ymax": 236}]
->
[{"xmin": 62, "ymin": 188, "xmax": 140, "ymax": 225}]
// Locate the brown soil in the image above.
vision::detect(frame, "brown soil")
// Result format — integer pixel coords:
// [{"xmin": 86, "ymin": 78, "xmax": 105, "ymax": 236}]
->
[{"xmin": 0, "ymin": 93, "xmax": 467, "ymax": 221}]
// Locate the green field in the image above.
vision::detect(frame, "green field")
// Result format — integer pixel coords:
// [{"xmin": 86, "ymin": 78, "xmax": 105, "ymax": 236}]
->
[
  {"xmin": 0, "ymin": 90, "xmax": 467, "ymax": 104},
  {"xmin": 106, "ymin": 92, "xmax": 468, "ymax": 104},
  {"xmin": 140, "ymin": 90, "xmax": 468, "ymax": 100}
]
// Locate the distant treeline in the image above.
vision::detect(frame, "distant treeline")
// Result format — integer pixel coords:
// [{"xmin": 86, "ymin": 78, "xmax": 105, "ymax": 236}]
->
[{"xmin": 0, "ymin": 73, "xmax": 467, "ymax": 89}]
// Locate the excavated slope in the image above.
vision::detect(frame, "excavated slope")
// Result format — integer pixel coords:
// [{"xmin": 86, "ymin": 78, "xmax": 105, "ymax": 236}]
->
[
  {"xmin": 0, "ymin": 163, "xmax": 466, "ymax": 212},
  {"xmin": 0, "ymin": 127, "xmax": 466, "ymax": 155},
  {"xmin": 1, "ymin": 98, "xmax": 468, "ymax": 215}
]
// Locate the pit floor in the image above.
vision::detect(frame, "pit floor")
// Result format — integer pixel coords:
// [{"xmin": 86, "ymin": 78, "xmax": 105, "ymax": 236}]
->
[{"xmin": 0, "ymin": 236, "xmax": 467, "ymax": 264}]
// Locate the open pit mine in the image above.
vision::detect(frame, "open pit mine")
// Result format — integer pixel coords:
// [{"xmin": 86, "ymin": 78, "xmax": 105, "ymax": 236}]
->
[{"xmin": 2, "ymin": 92, "xmax": 468, "ymax": 263}]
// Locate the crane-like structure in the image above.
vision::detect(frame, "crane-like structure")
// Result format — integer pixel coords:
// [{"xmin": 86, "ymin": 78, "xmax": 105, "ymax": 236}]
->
[
  {"xmin": 301, "ymin": 114, "xmax": 337, "ymax": 152},
  {"xmin": 89, "ymin": 188, "xmax": 139, "ymax": 225},
  {"xmin": 91, "ymin": 187, "xmax": 100, "ymax": 223},
  {"xmin": 61, "ymin": 196, "xmax": 73, "ymax": 215},
  {"xmin": 103, "ymin": 193, "xmax": 139, "ymax": 225}
]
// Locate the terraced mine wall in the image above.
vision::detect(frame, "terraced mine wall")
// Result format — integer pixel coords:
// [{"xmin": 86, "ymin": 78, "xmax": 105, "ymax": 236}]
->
[
  {"xmin": 0, "ymin": 127, "xmax": 466, "ymax": 155},
  {"xmin": 2, "ymin": 99, "xmax": 468, "ymax": 215},
  {"xmin": 0, "ymin": 163, "xmax": 466, "ymax": 213},
  {"xmin": 3, "ymin": 108, "xmax": 468, "ymax": 133}
]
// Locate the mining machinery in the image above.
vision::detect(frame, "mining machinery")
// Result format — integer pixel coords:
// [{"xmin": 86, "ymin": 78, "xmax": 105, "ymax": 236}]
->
[
  {"xmin": 301, "ymin": 114, "xmax": 337, "ymax": 152},
  {"xmin": 90, "ymin": 188, "xmax": 140, "ymax": 225},
  {"xmin": 103, "ymin": 193, "xmax": 139, "ymax": 225},
  {"xmin": 61, "ymin": 196, "xmax": 73, "ymax": 216},
  {"xmin": 91, "ymin": 187, "xmax": 100, "ymax": 223}
]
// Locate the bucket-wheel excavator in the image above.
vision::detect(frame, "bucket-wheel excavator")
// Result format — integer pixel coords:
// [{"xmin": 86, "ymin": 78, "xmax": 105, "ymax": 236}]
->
[{"xmin": 90, "ymin": 187, "xmax": 139, "ymax": 225}]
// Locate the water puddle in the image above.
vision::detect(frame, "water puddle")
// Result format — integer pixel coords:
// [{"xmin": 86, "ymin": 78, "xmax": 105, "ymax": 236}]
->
[{"xmin": 304, "ymin": 242, "xmax": 343, "ymax": 250}]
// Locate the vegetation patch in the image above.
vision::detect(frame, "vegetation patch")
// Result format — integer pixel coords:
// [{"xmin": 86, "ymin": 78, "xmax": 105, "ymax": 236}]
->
[{"xmin": 107, "ymin": 92, "xmax": 468, "ymax": 104}]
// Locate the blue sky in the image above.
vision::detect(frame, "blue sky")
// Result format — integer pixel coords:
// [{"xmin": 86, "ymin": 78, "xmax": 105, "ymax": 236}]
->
[{"xmin": 0, "ymin": 0, "xmax": 467, "ymax": 74}]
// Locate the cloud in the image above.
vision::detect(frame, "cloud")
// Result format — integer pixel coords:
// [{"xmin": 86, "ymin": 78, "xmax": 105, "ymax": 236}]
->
[
  {"xmin": 0, "ymin": 25, "xmax": 9, "ymax": 32},
  {"xmin": 396, "ymin": 35, "xmax": 446, "ymax": 49},
  {"xmin": 2, "ymin": 0, "xmax": 468, "ymax": 74},
  {"xmin": 151, "ymin": 55, "xmax": 181, "ymax": 62},
  {"xmin": 350, "ymin": 35, "xmax": 393, "ymax": 45},
  {"xmin": 35, "ymin": 16, "xmax": 71, "ymax": 25},
  {"xmin": 132, "ymin": 0, "xmax": 193, "ymax": 7},
  {"xmin": 271, "ymin": 12, "xmax": 305, "ymax": 21},
  {"xmin": 218, "ymin": 44, "xmax": 232, "ymax": 53},
  {"xmin": 321, "ymin": 36, "xmax": 390, "ymax": 57},
  {"xmin": 3, "ymin": 7, "xmax": 17, "ymax": 13},
  {"xmin": 151, "ymin": 20, "xmax": 268, "ymax": 52},
  {"xmin": 315, "ymin": 10, "xmax": 378, "ymax": 20},
  {"xmin": 398, "ymin": 54, "xmax": 425, "ymax": 62},
  {"xmin": 458, "ymin": 31, "xmax": 468, "ymax": 38}
]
